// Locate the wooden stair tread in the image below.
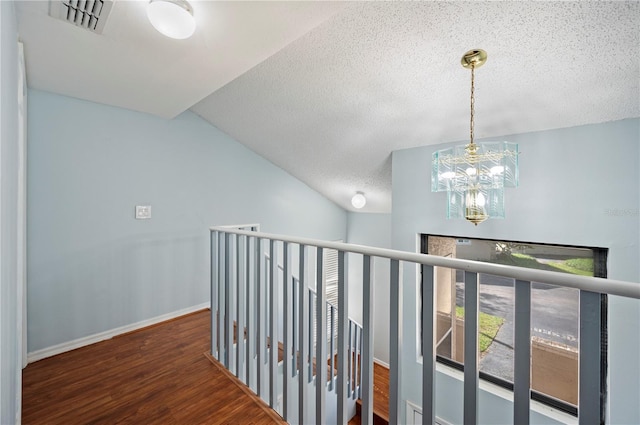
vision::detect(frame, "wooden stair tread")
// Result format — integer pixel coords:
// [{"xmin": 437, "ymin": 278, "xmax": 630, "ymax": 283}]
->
[
  {"xmin": 232, "ymin": 321, "xmax": 337, "ymax": 381},
  {"xmin": 349, "ymin": 362, "xmax": 390, "ymax": 425},
  {"xmin": 231, "ymin": 318, "xmax": 378, "ymax": 422}
]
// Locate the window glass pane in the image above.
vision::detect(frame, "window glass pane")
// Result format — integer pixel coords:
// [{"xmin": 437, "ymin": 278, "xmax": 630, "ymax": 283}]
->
[{"xmin": 426, "ymin": 236, "xmax": 599, "ymax": 409}]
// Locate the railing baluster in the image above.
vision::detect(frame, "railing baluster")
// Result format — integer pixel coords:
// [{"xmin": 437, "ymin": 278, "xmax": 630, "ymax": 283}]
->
[
  {"xmin": 389, "ymin": 259, "xmax": 401, "ymax": 425},
  {"xmin": 293, "ymin": 275, "xmax": 298, "ymax": 375},
  {"xmin": 210, "ymin": 231, "xmax": 218, "ymax": 359},
  {"xmin": 329, "ymin": 304, "xmax": 335, "ymax": 391},
  {"xmin": 514, "ymin": 279, "xmax": 532, "ymax": 424},
  {"xmin": 347, "ymin": 320, "xmax": 352, "ymax": 397},
  {"xmin": 422, "ymin": 264, "xmax": 436, "ymax": 425},
  {"xmin": 298, "ymin": 245, "xmax": 309, "ymax": 425},
  {"xmin": 246, "ymin": 235, "xmax": 253, "ymax": 388},
  {"xmin": 315, "ymin": 247, "xmax": 327, "ymax": 425},
  {"xmin": 362, "ymin": 255, "xmax": 374, "ymax": 425},
  {"xmin": 218, "ymin": 232, "xmax": 225, "ymax": 363},
  {"xmin": 353, "ymin": 324, "xmax": 359, "ymax": 400},
  {"xmin": 464, "ymin": 271, "xmax": 479, "ymax": 425},
  {"xmin": 579, "ymin": 290, "xmax": 602, "ymax": 424},
  {"xmin": 232, "ymin": 234, "xmax": 239, "ymax": 374},
  {"xmin": 337, "ymin": 250, "xmax": 348, "ymax": 424},
  {"xmin": 225, "ymin": 233, "xmax": 233, "ymax": 369},
  {"xmin": 236, "ymin": 235, "xmax": 245, "ymax": 381},
  {"xmin": 358, "ymin": 325, "xmax": 363, "ymax": 399},
  {"xmin": 309, "ymin": 292, "xmax": 314, "ymax": 382},
  {"xmin": 283, "ymin": 242, "xmax": 292, "ymax": 420},
  {"xmin": 269, "ymin": 239, "xmax": 278, "ymax": 409},
  {"xmin": 256, "ymin": 238, "xmax": 264, "ymax": 397}
]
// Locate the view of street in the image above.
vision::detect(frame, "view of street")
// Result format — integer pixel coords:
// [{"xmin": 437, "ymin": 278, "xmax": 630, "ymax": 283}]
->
[{"xmin": 455, "ymin": 271, "xmax": 580, "ymax": 382}]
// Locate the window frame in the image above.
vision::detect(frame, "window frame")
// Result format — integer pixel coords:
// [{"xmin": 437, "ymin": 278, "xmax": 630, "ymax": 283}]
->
[{"xmin": 420, "ymin": 234, "xmax": 608, "ymax": 418}]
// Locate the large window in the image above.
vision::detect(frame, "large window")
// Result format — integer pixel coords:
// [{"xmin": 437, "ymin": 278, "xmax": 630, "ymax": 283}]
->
[{"xmin": 421, "ymin": 235, "xmax": 607, "ymax": 416}]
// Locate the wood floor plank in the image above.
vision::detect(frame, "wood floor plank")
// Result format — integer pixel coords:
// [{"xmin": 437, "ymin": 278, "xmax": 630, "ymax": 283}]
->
[{"xmin": 22, "ymin": 310, "xmax": 285, "ymax": 425}]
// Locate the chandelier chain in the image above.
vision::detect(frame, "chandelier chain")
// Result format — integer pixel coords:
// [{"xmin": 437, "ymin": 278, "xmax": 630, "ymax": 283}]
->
[{"xmin": 470, "ymin": 64, "xmax": 475, "ymax": 146}]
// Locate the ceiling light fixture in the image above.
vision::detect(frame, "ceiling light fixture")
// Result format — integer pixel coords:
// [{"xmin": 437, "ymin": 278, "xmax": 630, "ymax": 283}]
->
[
  {"xmin": 147, "ymin": 0, "xmax": 196, "ymax": 40},
  {"xmin": 431, "ymin": 49, "xmax": 519, "ymax": 226},
  {"xmin": 351, "ymin": 192, "xmax": 367, "ymax": 209}
]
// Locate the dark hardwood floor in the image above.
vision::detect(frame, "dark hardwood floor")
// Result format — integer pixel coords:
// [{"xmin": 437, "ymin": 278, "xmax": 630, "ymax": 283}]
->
[{"xmin": 22, "ymin": 309, "xmax": 285, "ymax": 425}]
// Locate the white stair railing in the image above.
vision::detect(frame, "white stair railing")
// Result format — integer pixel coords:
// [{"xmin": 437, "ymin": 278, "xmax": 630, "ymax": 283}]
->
[{"xmin": 210, "ymin": 225, "xmax": 640, "ymax": 425}]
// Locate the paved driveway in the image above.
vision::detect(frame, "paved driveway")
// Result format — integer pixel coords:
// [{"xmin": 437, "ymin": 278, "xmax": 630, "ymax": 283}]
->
[{"xmin": 455, "ymin": 272, "xmax": 579, "ymax": 381}]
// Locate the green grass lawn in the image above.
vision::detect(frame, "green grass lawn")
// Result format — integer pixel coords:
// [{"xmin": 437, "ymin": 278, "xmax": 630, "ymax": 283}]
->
[
  {"xmin": 547, "ymin": 261, "xmax": 593, "ymax": 276},
  {"xmin": 455, "ymin": 306, "xmax": 505, "ymax": 352},
  {"xmin": 496, "ymin": 253, "xmax": 594, "ymax": 276}
]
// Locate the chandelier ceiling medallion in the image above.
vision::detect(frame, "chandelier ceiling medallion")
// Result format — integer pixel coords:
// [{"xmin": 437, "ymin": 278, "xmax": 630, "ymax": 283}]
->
[{"xmin": 431, "ymin": 49, "xmax": 519, "ymax": 226}]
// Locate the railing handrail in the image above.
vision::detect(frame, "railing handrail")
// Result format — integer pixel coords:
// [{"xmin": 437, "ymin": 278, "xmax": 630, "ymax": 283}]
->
[
  {"xmin": 210, "ymin": 226, "xmax": 640, "ymax": 300},
  {"xmin": 217, "ymin": 223, "xmax": 261, "ymax": 230}
]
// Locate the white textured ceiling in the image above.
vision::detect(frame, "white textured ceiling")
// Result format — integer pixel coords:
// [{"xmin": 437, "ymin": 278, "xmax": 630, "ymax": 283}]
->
[
  {"xmin": 16, "ymin": 1, "xmax": 344, "ymax": 118},
  {"xmin": 17, "ymin": 1, "xmax": 640, "ymax": 213}
]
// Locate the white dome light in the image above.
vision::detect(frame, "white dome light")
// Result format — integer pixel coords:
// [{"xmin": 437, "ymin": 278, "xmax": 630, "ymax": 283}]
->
[
  {"xmin": 351, "ymin": 192, "xmax": 367, "ymax": 209},
  {"xmin": 147, "ymin": 0, "xmax": 196, "ymax": 40}
]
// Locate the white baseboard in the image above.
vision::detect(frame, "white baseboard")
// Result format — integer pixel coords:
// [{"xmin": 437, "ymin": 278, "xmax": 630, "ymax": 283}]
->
[
  {"xmin": 406, "ymin": 400, "xmax": 452, "ymax": 425},
  {"xmin": 373, "ymin": 358, "xmax": 390, "ymax": 368},
  {"xmin": 27, "ymin": 303, "xmax": 210, "ymax": 364}
]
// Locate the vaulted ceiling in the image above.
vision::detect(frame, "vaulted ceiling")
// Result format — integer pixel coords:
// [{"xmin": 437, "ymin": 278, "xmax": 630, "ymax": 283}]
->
[{"xmin": 16, "ymin": 1, "xmax": 640, "ymax": 212}]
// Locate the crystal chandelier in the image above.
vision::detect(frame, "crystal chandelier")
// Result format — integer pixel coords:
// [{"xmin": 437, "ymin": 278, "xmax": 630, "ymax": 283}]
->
[{"xmin": 431, "ymin": 49, "xmax": 519, "ymax": 226}]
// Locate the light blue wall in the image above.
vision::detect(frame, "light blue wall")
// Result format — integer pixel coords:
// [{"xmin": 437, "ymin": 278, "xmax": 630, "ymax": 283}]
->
[
  {"xmin": 0, "ymin": 1, "xmax": 21, "ymax": 423},
  {"xmin": 392, "ymin": 119, "xmax": 640, "ymax": 424},
  {"xmin": 346, "ymin": 212, "xmax": 392, "ymax": 364},
  {"xmin": 27, "ymin": 90, "xmax": 347, "ymax": 353}
]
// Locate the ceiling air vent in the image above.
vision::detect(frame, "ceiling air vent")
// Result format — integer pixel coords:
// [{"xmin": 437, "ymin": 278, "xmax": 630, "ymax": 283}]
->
[{"xmin": 49, "ymin": 0, "xmax": 114, "ymax": 34}]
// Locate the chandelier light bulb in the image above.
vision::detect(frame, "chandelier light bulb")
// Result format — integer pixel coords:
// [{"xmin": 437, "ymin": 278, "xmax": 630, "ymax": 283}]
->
[
  {"xmin": 147, "ymin": 0, "xmax": 196, "ymax": 39},
  {"xmin": 351, "ymin": 192, "xmax": 367, "ymax": 209},
  {"xmin": 465, "ymin": 188, "xmax": 488, "ymax": 226},
  {"xmin": 490, "ymin": 165, "xmax": 505, "ymax": 175}
]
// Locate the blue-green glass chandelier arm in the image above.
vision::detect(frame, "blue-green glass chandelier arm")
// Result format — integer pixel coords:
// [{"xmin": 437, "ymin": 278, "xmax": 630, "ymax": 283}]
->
[{"xmin": 431, "ymin": 141, "xmax": 519, "ymax": 221}]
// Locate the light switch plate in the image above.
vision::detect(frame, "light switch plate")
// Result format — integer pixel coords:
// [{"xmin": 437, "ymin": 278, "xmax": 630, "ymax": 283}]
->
[{"xmin": 135, "ymin": 205, "xmax": 151, "ymax": 219}]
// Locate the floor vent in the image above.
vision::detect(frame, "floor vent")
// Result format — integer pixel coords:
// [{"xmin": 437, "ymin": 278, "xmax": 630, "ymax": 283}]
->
[{"xmin": 49, "ymin": 0, "xmax": 114, "ymax": 34}]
